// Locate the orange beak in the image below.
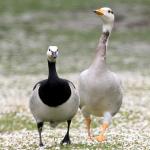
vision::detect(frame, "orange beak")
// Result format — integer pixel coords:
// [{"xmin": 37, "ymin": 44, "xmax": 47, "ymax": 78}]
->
[{"xmin": 93, "ymin": 8, "xmax": 104, "ymax": 16}]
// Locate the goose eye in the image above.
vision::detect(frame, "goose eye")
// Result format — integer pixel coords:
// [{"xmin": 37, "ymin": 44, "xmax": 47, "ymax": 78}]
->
[
  {"xmin": 108, "ymin": 10, "xmax": 113, "ymax": 14},
  {"xmin": 49, "ymin": 49, "xmax": 51, "ymax": 51}
]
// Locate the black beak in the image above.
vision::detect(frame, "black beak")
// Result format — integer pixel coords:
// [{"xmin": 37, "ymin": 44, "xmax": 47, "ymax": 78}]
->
[
  {"xmin": 93, "ymin": 10, "xmax": 96, "ymax": 13},
  {"xmin": 52, "ymin": 52, "xmax": 57, "ymax": 58},
  {"xmin": 53, "ymin": 55, "xmax": 57, "ymax": 59}
]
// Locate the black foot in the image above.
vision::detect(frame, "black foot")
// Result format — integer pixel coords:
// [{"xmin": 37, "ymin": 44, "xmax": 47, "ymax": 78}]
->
[
  {"xmin": 60, "ymin": 134, "xmax": 71, "ymax": 145},
  {"xmin": 60, "ymin": 120, "xmax": 71, "ymax": 145},
  {"xmin": 39, "ymin": 143, "xmax": 44, "ymax": 147}
]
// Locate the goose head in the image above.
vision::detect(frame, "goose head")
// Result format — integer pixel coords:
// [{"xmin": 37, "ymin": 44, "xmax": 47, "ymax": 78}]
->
[
  {"xmin": 47, "ymin": 46, "xmax": 59, "ymax": 62},
  {"xmin": 94, "ymin": 7, "xmax": 114, "ymax": 33}
]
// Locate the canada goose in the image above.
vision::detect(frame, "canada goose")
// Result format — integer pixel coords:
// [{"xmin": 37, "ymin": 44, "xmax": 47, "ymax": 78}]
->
[
  {"xmin": 79, "ymin": 7, "xmax": 123, "ymax": 142},
  {"xmin": 29, "ymin": 46, "xmax": 79, "ymax": 147}
]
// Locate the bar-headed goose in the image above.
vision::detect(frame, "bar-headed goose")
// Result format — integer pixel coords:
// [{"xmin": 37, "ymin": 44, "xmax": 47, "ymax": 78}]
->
[
  {"xmin": 29, "ymin": 46, "xmax": 79, "ymax": 147},
  {"xmin": 79, "ymin": 7, "xmax": 123, "ymax": 142}
]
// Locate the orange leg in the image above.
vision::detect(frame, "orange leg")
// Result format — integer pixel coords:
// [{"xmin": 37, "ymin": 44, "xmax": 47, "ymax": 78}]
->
[
  {"xmin": 85, "ymin": 117, "xmax": 93, "ymax": 140},
  {"xmin": 95, "ymin": 123, "xmax": 109, "ymax": 142}
]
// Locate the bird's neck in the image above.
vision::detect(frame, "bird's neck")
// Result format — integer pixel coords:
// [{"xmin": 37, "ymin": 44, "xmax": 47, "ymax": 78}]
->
[
  {"xmin": 96, "ymin": 31, "xmax": 110, "ymax": 60},
  {"xmin": 90, "ymin": 21, "xmax": 114, "ymax": 72},
  {"xmin": 48, "ymin": 60, "xmax": 58, "ymax": 80},
  {"xmin": 96, "ymin": 22, "xmax": 113, "ymax": 58},
  {"xmin": 90, "ymin": 23, "xmax": 112, "ymax": 71},
  {"xmin": 90, "ymin": 30, "xmax": 110, "ymax": 71},
  {"xmin": 102, "ymin": 22, "xmax": 113, "ymax": 33}
]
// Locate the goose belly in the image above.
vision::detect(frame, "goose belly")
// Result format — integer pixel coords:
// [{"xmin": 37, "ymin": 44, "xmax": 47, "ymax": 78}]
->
[
  {"xmin": 29, "ymin": 85, "xmax": 79, "ymax": 122},
  {"xmin": 79, "ymin": 70, "xmax": 123, "ymax": 116},
  {"xmin": 81, "ymin": 90, "xmax": 122, "ymax": 117}
]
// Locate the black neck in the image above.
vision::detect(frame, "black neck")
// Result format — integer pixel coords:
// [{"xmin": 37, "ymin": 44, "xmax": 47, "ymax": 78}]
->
[{"xmin": 48, "ymin": 60, "xmax": 58, "ymax": 80}]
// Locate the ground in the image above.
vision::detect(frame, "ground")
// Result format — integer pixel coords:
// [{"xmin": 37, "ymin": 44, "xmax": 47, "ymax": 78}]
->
[
  {"xmin": 0, "ymin": 0, "xmax": 150, "ymax": 149},
  {"xmin": 0, "ymin": 73, "xmax": 150, "ymax": 149}
]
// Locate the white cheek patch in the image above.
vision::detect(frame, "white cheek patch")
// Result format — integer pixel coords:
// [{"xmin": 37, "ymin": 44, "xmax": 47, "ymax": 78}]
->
[
  {"xmin": 48, "ymin": 46, "xmax": 58, "ymax": 53},
  {"xmin": 47, "ymin": 50, "xmax": 52, "ymax": 57}
]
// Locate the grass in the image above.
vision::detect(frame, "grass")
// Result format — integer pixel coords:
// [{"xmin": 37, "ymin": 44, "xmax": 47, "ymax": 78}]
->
[
  {"xmin": 0, "ymin": 0, "xmax": 150, "ymax": 14},
  {"xmin": 0, "ymin": 0, "xmax": 150, "ymax": 75},
  {"xmin": 0, "ymin": 112, "xmax": 35, "ymax": 132},
  {"xmin": 0, "ymin": 73, "xmax": 150, "ymax": 149},
  {"xmin": 0, "ymin": 0, "xmax": 150, "ymax": 149}
]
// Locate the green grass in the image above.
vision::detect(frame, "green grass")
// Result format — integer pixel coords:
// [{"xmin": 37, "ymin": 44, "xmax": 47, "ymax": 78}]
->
[
  {"xmin": 0, "ymin": 112, "xmax": 35, "ymax": 132},
  {"xmin": 47, "ymin": 143, "xmax": 123, "ymax": 150},
  {"xmin": 0, "ymin": 0, "xmax": 150, "ymax": 14},
  {"xmin": 0, "ymin": 77, "xmax": 149, "ymax": 148},
  {"xmin": 0, "ymin": 0, "xmax": 98, "ymax": 14},
  {"xmin": 0, "ymin": 25, "xmax": 150, "ymax": 75},
  {"xmin": 0, "ymin": 110, "xmax": 139, "ymax": 149},
  {"xmin": 0, "ymin": 0, "xmax": 150, "ymax": 75},
  {"xmin": 0, "ymin": 1, "xmax": 150, "ymax": 149}
]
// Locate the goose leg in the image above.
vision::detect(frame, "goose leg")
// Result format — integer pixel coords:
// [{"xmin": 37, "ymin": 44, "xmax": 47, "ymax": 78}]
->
[
  {"xmin": 85, "ymin": 117, "xmax": 93, "ymax": 140},
  {"xmin": 95, "ymin": 123, "xmax": 109, "ymax": 142},
  {"xmin": 37, "ymin": 122, "xmax": 44, "ymax": 147},
  {"xmin": 61, "ymin": 120, "xmax": 71, "ymax": 145},
  {"xmin": 95, "ymin": 112, "xmax": 112, "ymax": 142}
]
